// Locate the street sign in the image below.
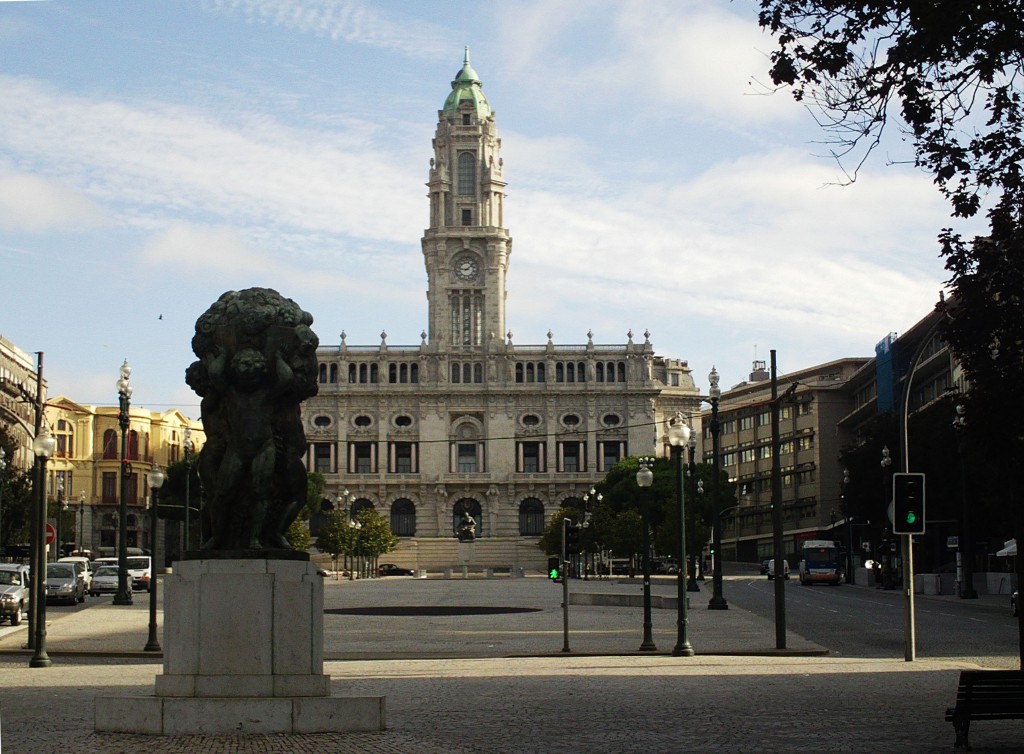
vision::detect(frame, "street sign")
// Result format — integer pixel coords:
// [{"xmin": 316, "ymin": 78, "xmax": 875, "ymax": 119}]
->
[{"xmin": 45, "ymin": 523, "xmax": 56, "ymax": 545}]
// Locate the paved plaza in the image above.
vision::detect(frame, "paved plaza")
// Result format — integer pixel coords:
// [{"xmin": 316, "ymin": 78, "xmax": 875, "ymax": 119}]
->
[{"xmin": 0, "ymin": 576, "xmax": 1020, "ymax": 753}]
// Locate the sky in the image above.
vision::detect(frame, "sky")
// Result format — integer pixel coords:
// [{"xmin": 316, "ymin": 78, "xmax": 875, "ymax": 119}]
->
[{"xmin": 0, "ymin": 0, "xmax": 978, "ymax": 416}]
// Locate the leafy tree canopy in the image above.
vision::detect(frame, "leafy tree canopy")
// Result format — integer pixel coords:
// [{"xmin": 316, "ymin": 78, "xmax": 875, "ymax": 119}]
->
[{"xmin": 759, "ymin": 0, "xmax": 1023, "ymax": 218}]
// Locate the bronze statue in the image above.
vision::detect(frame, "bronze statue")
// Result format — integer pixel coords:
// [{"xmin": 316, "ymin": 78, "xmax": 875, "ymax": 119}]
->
[{"xmin": 185, "ymin": 288, "xmax": 319, "ymax": 554}]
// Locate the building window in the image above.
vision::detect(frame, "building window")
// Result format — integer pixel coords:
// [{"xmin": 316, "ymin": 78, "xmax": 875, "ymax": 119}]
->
[
  {"xmin": 758, "ymin": 412, "xmax": 771, "ymax": 426},
  {"xmin": 519, "ymin": 498, "xmax": 545, "ymax": 536},
  {"xmin": 450, "ymin": 291, "xmax": 484, "ymax": 346},
  {"xmin": 313, "ymin": 443, "xmax": 332, "ymax": 474},
  {"xmin": 457, "ymin": 443, "xmax": 478, "ymax": 473},
  {"xmin": 461, "ymin": 208, "xmax": 472, "ymax": 226},
  {"xmin": 55, "ymin": 419, "xmax": 73, "ymax": 458},
  {"xmin": 798, "ymin": 436, "xmax": 814, "ymax": 451},
  {"xmin": 757, "ymin": 445, "xmax": 772, "ymax": 460},
  {"xmin": 457, "ymin": 152, "xmax": 475, "ymax": 196},
  {"xmin": 319, "ymin": 363, "xmax": 328, "ymax": 383},
  {"xmin": 354, "ymin": 415, "xmax": 373, "ymax": 427},
  {"xmin": 102, "ymin": 429, "xmax": 118, "ymax": 459},
  {"xmin": 720, "ymin": 420, "xmax": 735, "ymax": 435},
  {"xmin": 558, "ymin": 442, "xmax": 584, "ymax": 473},
  {"xmin": 739, "ymin": 416, "xmax": 754, "ymax": 431},
  {"xmin": 349, "ymin": 442, "xmax": 376, "ymax": 473},
  {"xmin": 390, "ymin": 442, "xmax": 417, "ymax": 473},
  {"xmin": 517, "ymin": 442, "xmax": 545, "ymax": 473},
  {"xmin": 599, "ymin": 441, "xmax": 625, "ymax": 472},
  {"xmin": 102, "ymin": 472, "xmax": 117, "ymax": 504},
  {"xmin": 798, "ymin": 402, "xmax": 812, "ymax": 415},
  {"xmin": 390, "ymin": 499, "xmax": 416, "ymax": 537},
  {"xmin": 740, "ymin": 448, "xmax": 756, "ymax": 463}
]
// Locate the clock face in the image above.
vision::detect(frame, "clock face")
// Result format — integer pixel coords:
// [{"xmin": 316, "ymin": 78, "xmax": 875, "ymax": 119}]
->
[{"xmin": 454, "ymin": 255, "xmax": 479, "ymax": 281}]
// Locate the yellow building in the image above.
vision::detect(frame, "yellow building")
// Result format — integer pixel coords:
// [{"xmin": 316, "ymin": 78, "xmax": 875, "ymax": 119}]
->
[{"xmin": 44, "ymin": 397, "xmax": 204, "ymax": 556}]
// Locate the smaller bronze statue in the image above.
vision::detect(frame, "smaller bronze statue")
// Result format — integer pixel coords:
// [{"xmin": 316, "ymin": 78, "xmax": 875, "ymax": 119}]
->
[
  {"xmin": 456, "ymin": 512, "xmax": 477, "ymax": 542},
  {"xmin": 185, "ymin": 288, "xmax": 319, "ymax": 555}
]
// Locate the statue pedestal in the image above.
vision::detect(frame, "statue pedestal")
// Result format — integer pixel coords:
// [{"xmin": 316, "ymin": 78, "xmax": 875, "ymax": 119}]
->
[{"xmin": 95, "ymin": 559, "xmax": 385, "ymax": 735}]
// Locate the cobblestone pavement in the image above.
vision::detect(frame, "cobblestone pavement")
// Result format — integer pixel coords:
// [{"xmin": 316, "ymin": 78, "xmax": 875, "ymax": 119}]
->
[{"xmin": 0, "ymin": 575, "xmax": 1020, "ymax": 753}]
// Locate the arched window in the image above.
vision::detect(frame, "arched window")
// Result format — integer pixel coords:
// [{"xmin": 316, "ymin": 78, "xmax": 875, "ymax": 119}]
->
[
  {"xmin": 556, "ymin": 362, "xmax": 564, "ymax": 382},
  {"xmin": 359, "ymin": 363, "xmax": 368, "ymax": 383},
  {"xmin": 457, "ymin": 152, "xmax": 476, "ymax": 196},
  {"xmin": 389, "ymin": 364, "xmax": 398, "ymax": 383},
  {"xmin": 463, "ymin": 363, "xmax": 472, "ymax": 384},
  {"xmin": 561, "ymin": 497, "xmax": 584, "ymax": 512},
  {"xmin": 319, "ymin": 363, "xmax": 328, "ymax": 383},
  {"xmin": 452, "ymin": 498, "xmax": 482, "ymax": 537},
  {"xmin": 596, "ymin": 362, "xmax": 604, "ymax": 382},
  {"xmin": 526, "ymin": 363, "xmax": 535, "ymax": 383},
  {"xmin": 56, "ymin": 419, "xmax": 74, "ymax": 458},
  {"xmin": 391, "ymin": 499, "xmax": 416, "ymax": 537},
  {"xmin": 348, "ymin": 364, "xmax": 357, "ymax": 383},
  {"xmin": 617, "ymin": 362, "xmax": 626, "ymax": 382},
  {"xmin": 127, "ymin": 430, "xmax": 139, "ymax": 461},
  {"xmin": 515, "ymin": 363, "xmax": 524, "ymax": 383},
  {"xmin": 410, "ymin": 363, "xmax": 419, "ymax": 383},
  {"xmin": 577, "ymin": 363, "xmax": 586, "ymax": 382},
  {"xmin": 350, "ymin": 498, "xmax": 374, "ymax": 519},
  {"xmin": 102, "ymin": 429, "xmax": 117, "ymax": 459},
  {"xmin": 451, "ymin": 363, "xmax": 461, "ymax": 383},
  {"xmin": 473, "ymin": 363, "xmax": 483, "ymax": 383},
  {"xmin": 370, "ymin": 364, "xmax": 379, "ymax": 383},
  {"xmin": 329, "ymin": 364, "xmax": 338, "ymax": 383},
  {"xmin": 518, "ymin": 498, "xmax": 545, "ymax": 536},
  {"xmin": 537, "ymin": 363, "xmax": 545, "ymax": 382}
]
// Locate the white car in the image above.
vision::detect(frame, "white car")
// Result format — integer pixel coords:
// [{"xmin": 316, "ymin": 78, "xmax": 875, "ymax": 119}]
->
[
  {"xmin": 766, "ymin": 559, "xmax": 790, "ymax": 580},
  {"xmin": 93, "ymin": 556, "xmax": 152, "ymax": 592},
  {"xmin": 89, "ymin": 565, "xmax": 128, "ymax": 596}
]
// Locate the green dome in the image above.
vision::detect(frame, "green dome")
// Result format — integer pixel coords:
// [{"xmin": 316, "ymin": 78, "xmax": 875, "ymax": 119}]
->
[{"xmin": 443, "ymin": 47, "xmax": 491, "ymax": 119}]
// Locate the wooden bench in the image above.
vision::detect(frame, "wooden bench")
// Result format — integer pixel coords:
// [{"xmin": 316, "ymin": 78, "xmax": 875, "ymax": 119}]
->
[{"xmin": 945, "ymin": 669, "xmax": 1024, "ymax": 749}]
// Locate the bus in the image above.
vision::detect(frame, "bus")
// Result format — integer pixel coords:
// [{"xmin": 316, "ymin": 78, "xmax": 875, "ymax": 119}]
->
[{"xmin": 798, "ymin": 540, "xmax": 843, "ymax": 586}]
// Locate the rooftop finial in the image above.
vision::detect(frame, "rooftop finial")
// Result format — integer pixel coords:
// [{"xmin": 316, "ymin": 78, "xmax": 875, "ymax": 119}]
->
[{"xmin": 464, "ymin": 46, "xmax": 471, "ymax": 66}]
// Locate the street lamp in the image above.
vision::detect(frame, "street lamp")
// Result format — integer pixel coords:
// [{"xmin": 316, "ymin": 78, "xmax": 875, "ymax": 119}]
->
[
  {"xmin": 114, "ymin": 359, "xmax": 134, "ymax": 606},
  {"xmin": 707, "ymin": 366, "xmax": 728, "ymax": 610},
  {"xmin": 953, "ymin": 403, "xmax": 977, "ymax": 599},
  {"xmin": 0, "ymin": 446, "xmax": 6, "ymax": 555},
  {"xmin": 582, "ymin": 487, "xmax": 601, "ymax": 579},
  {"xmin": 145, "ymin": 466, "xmax": 165, "ymax": 652},
  {"xmin": 30, "ymin": 426, "xmax": 56, "ymax": 668},
  {"xmin": 77, "ymin": 490, "xmax": 85, "ymax": 555},
  {"xmin": 667, "ymin": 413, "xmax": 695, "ymax": 657},
  {"xmin": 635, "ymin": 456, "xmax": 657, "ymax": 652},
  {"xmin": 842, "ymin": 469, "xmax": 855, "ymax": 585},
  {"xmin": 53, "ymin": 476, "xmax": 65, "ymax": 561},
  {"xmin": 183, "ymin": 426, "xmax": 194, "ymax": 553},
  {"xmin": 880, "ymin": 445, "xmax": 894, "ymax": 590},
  {"xmin": 686, "ymin": 427, "xmax": 700, "ymax": 593}
]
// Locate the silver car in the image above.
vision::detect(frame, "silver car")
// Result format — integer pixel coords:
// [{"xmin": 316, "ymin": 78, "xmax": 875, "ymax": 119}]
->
[
  {"xmin": 46, "ymin": 562, "xmax": 86, "ymax": 605},
  {"xmin": 89, "ymin": 565, "xmax": 128, "ymax": 596},
  {"xmin": 0, "ymin": 564, "xmax": 30, "ymax": 625}
]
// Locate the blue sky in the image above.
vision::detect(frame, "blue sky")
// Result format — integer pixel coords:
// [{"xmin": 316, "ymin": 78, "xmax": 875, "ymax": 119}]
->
[{"xmin": 0, "ymin": 0, "xmax": 971, "ymax": 415}]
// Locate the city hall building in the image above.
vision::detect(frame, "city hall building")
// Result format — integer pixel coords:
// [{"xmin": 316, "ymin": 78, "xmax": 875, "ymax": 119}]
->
[{"xmin": 302, "ymin": 52, "xmax": 701, "ymax": 571}]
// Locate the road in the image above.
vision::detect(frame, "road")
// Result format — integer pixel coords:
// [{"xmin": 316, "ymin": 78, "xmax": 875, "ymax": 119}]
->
[{"xmin": 724, "ymin": 573, "xmax": 1019, "ymax": 668}]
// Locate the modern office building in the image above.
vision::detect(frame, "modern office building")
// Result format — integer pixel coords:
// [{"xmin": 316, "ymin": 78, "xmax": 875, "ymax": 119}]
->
[{"xmin": 302, "ymin": 51, "xmax": 702, "ymax": 571}]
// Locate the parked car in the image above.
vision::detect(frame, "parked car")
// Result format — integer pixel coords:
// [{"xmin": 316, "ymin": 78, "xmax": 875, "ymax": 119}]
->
[
  {"xmin": 378, "ymin": 564, "xmax": 415, "ymax": 577},
  {"xmin": 0, "ymin": 563, "xmax": 30, "ymax": 625},
  {"xmin": 766, "ymin": 559, "xmax": 790, "ymax": 580},
  {"xmin": 93, "ymin": 555, "xmax": 152, "ymax": 591},
  {"xmin": 46, "ymin": 562, "xmax": 86, "ymax": 604},
  {"xmin": 760, "ymin": 559, "xmax": 771, "ymax": 575},
  {"xmin": 88, "ymin": 565, "xmax": 128, "ymax": 596},
  {"xmin": 58, "ymin": 556, "xmax": 93, "ymax": 590}
]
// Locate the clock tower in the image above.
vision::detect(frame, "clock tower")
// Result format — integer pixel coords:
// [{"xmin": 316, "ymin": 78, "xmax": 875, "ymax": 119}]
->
[{"xmin": 422, "ymin": 48, "xmax": 510, "ymax": 351}]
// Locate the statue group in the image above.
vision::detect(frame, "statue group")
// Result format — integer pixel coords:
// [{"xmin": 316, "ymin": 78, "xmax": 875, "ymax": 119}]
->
[{"xmin": 185, "ymin": 288, "xmax": 319, "ymax": 554}]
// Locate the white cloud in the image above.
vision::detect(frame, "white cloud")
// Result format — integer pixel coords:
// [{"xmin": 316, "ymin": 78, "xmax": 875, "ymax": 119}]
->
[
  {"xmin": 203, "ymin": 0, "xmax": 453, "ymax": 59},
  {"xmin": 0, "ymin": 170, "xmax": 105, "ymax": 231}
]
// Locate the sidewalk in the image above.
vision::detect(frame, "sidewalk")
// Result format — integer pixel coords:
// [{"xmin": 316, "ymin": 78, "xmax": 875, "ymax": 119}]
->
[{"xmin": 0, "ymin": 578, "xmax": 1019, "ymax": 753}]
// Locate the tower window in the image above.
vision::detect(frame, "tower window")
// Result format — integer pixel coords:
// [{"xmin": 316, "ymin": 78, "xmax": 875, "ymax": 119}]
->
[
  {"xmin": 457, "ymin": 152, "xmax": 475, "ymax": 196},
  {"xmin": 462, "ymin": 113, "xmax": 471, "ymax": 125},
  {"xmin": 461, "ymin": 209, "xmax": 472, "ymax": 226}
]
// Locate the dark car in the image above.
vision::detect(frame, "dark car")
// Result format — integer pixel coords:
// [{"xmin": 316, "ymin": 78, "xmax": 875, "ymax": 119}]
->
[
  {"xmin": 378, "ymin": 564, "xmax": 415, "ymax": 577},
  {"xmin": 760, "ymin": 559, "xmax": 771, "ymax": 575}
]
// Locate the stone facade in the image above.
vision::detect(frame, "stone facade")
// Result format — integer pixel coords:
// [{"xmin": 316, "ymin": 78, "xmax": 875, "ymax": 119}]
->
[{"xmin": 301, "ymin": 51, "xmax": 700, "ymax": 571}]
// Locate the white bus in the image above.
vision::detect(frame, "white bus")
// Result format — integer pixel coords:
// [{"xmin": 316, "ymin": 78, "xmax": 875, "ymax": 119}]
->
[{"xmin": 798, "ymin": 540, "xmax": 843, "ymax": 586}]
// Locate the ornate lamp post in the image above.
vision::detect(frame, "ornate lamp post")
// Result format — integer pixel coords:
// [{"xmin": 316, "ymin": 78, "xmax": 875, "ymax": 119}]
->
[
  {"xmin": 114, "ymin": 359, "xmax": 134, "ymax": 606},
  {"xmin": 30, "ymin": 426, "xmax": 56, "ymax": 668},
  {"xmin": 635, "ymin": 456, "xmax": 657, "ymax": 652},
  {"xmin": 707, "ymin": 366, "xmax": 728, "ymax": 610},
  {"xmin": 667, "ymin": 413, "xmax": 695, "ymax": 657},
  {"xmin": 0, "ymin": 447, "xmax": 6, "ymax": 555},
  {"xmin": 145, "ymin": 466, "xmax": 165, "ymax": 652},
  {"xmin": 77, "ymin": 490, "xmax": 85, "ymax": 555},
  {"xmin": 686, "ymin": 428, "xmax": 700, "ymax": 593},
  {"xmin": 582, "ymin": 487, "xmax": 602, "ymax": 579},
  {"xmin": 953, "ymin": 403, "xmax": 977, "ymax": 599},
  {"xmin": 183, "ymin": 426, "xmax": 194, "ymax": 552},
  {"xmin": 53, "ymin": 476, "xmax": 65, "ymax": 561}
]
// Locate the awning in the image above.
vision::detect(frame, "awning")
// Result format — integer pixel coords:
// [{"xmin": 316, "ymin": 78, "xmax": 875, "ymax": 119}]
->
[{"xmin": 996, "ymin": 539, "xmax": 1017, "ymax": 557}]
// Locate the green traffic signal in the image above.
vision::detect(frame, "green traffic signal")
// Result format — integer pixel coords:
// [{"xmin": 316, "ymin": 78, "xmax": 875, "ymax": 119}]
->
[
  {"xmin": 906, "ymin": 511, "xmax": 917, "ymax": 524},
  {"xmin": 547, "ymin": 556, "xmax": 561, "ymax": 581},
  {"xmin": 549, "ymin": 567, "xmax": 559, "ymax": 579}
]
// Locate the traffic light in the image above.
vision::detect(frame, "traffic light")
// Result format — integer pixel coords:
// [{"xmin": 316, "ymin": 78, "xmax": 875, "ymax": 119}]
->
[
  {"xmin": 547, "ymin": 556, "xmax": 561, "ymax": 581},
  {"xmin": 566, "ymin": 523, "xmax": 581, "ymax": 554},
  {"xmin": 892, "ymin": 472, "xmax": 926, "ymax": 534}
]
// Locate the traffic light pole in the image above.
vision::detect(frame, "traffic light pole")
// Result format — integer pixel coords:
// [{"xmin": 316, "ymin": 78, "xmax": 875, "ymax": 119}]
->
[{"xmin": 904, "ymin": 533, "xmax": 915, "ymax": 662}]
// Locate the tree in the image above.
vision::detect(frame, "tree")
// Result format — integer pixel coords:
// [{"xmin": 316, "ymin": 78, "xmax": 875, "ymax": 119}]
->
[
  {"xmin": 315, "ymin": 509, "xmax": 355, "ymax": 572},
  {"xmin": 286, "ymin": 518, "xmax": 311, "ymax": 552},
  {"xmin": 758, "ymin": 1, "xmax": 1023, "ymax": 218},
  {"xmin": 0, "ymin": 426, "xmax": 33, "ymax": 548}
]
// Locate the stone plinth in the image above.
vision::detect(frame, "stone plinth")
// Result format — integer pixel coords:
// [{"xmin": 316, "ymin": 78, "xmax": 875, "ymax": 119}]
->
[{"xmin": 95, "ymin": 558, "xmax": 385, "ymax": 735}]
